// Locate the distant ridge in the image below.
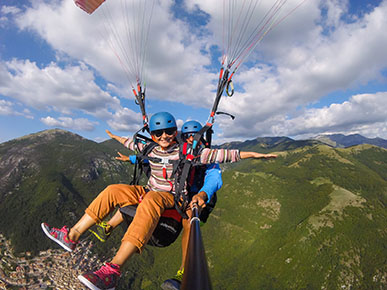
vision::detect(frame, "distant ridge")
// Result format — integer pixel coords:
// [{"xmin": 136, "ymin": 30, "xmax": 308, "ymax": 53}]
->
[
  {"xmin": 314, "ymin": 134, "xmax": 387, "ymax": 148},
  {"xmin": 215, "ymin": 134, "xmax": 387, "ymax": 151},
  {"xmin": 215, "ymin": 136, "xmax": 321, "ymax": 152}
]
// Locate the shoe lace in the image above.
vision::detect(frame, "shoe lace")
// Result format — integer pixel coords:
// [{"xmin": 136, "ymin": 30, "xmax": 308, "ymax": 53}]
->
[
  {"xmin": 59, "ymin": 225, "xmax": 69, "ymax": 233},
  {"xmin": 50, "ymin": 225, "xmax": 68, "ymax": 233},
  {"xmin": 94, "ymin": 263, "xmax": 120, "ymax": 279},
  {"xmin": 52, "ymin": 225, "xmax": 76, "ymax": 244},
  {"xmin": 175, "ymin": 269, "xmax": 184, "ymax": 281},
  {"xmin": 98, "ymin": 222, "xmax": 111, "ymax": 234}
]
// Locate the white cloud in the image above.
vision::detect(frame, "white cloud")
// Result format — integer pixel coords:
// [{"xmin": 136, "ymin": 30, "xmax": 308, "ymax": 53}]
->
[
  {"xmin": 0, "ymin": 98, "xmax": 33, "ymax": 119},
  {"xmin": 265, "ymin": 92, "xmax": 386, "ymax": 139},
  {"xmin": 0, "ymin": 16, "xmax": 7, "ymax": 28},
  {"xmin": 0, "ymin": 5, "xmax": 22, "ymax": 28},
  {"xmin": 0, "ymin": 99, "xmax": 13, "ymax": 115},
  {"xmin": 320, "ymin": 0, "xmax": 349, "ymax": 29},
  {"xmin": 1, "ymin": 5, "xmax": 21, "ymax": 15},
  {"xmin": 176, "ymin": 118, "xmax": 184, "ymax": 130},
  {"xmin": 106, "ymin": 107, "xmax": 142, "ymax": 132},
  {"xmin": 0, "ymin": 58, "xmax": 143, "ymax": 132},
  {"xmin": 41, "ymin": 116, "xmax": 98, "ymax": 131},
  {"xmin": 213, "ymin": 92, "xmax": 387, "ymax": 141},
  {"xmin": 14, "ymin": 0, "xmax": 216, "ymax": 108},
  {"xmin": 0, "ymin": 59, "xmax": 119, "ymax": 114}
]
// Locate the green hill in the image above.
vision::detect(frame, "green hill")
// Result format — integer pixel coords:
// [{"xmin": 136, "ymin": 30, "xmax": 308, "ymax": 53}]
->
[
  {"xmin": 0, "ymin": 130, "xmax": 386, "ymax": 289},
  {"xmin": 0, "ymin": 129, "xmax": 134, "ymax": 254},
  {"xmin": 201, "ymin": 144, "xmax": 386, "ymax": 289}
]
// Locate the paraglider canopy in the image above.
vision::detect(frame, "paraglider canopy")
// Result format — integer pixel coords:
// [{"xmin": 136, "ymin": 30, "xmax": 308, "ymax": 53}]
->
[{"xmin": 75, "ymin": 0, "xmax": 106, "ymax": 14}]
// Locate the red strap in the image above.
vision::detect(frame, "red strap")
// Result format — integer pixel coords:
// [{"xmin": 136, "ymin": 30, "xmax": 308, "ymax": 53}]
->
[
  {"xmin": 219, "ymin": 67, "xmax": 224, "ymax": 80},
  {"xmin": 182, "ymin": 142, "xmax": 188, "ymax": 155},
  {"xmin": 138, "ymin": 189, "xmax": 148, "ymax": 203},
  {"xmin": 186, "ymin": 154, "xmax": 194, "ymax": 161},
  {"xmin": 161, "ymin": 209, "xmax": 182, "ymax": 222},
  {"xmin": 163, "ymin": 167, "xmax": 173, "ymax": 191},
  {"xmin": 188, "ymin": 167, "xmax": 196, "ymax": 186}
]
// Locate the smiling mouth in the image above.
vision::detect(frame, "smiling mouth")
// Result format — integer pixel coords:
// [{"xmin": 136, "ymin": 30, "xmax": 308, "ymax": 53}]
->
[
  {"xmin": 158, "ymin": 136, "xmax": 174, "ymax": 143},
  {"xmin": 160, "ymin": 138, "xmax": 172, "ymax": 143}
]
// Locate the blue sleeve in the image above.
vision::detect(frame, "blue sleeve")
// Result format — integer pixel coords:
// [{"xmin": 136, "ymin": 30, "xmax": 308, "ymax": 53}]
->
[
  {"xmin": 129, "ymin": 155, "xmax": 137, "ymax": 164},
  {"xmin": 199, "ymin": 164, "xmax": 223, "ymax": 203},
  {"xmin": 129, "ymin": 155, "xmax": 149, "ymax": 164}
]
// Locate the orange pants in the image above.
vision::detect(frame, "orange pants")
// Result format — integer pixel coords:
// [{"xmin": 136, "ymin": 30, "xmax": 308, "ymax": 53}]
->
[{"xmin": 85, "ymin": 184, "xmax": 174, "ymax": 252}]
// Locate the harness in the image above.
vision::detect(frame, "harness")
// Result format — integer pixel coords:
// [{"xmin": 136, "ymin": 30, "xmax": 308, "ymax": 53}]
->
[
  {"xmin": 131, "ymin": 136, "xmax": 205, "ymax": 206},
  {"xmin": 130, "ymin": 133, "xmax": 178, "ymax": 186},
  {"xmin": 130, "ymin": 133, "xmax": 155, "ymax": 185},
  {"xmin": 172, "ymin": 141, "xmax": 204, "ymax": 218},
  {"xmin": 119, "ymin": 133, "xmax": 218, "ymax": 247}
]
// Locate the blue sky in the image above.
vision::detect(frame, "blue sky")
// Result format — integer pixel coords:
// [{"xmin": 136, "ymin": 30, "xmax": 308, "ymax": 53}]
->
[{"xmin": 1, "ymin": 0, "xmax": 386, "ymax": 143}]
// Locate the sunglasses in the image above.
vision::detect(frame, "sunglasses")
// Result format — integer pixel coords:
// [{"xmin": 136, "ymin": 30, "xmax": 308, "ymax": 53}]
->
[
  {"xmin": 182, "ymin": 132, "xmax": 196, "ymax": 139},
  {"xmin": 151, "ymin": 127, "xmax": 177, "ymax": 137}
]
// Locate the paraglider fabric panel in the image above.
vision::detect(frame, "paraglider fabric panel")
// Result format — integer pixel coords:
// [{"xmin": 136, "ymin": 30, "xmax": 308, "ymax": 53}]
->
[{"xmin": 74, "ymin": 0, "xmax": 105, "ymax": 14}]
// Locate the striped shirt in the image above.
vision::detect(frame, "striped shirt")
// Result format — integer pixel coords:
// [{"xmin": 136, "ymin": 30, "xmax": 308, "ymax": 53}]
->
[
  {"xmin": 200, "ymin": 148, "xmax": 241, "ymax": 164},
  {"xmin": 124, "ymin": 137, "xmax": 240, "ymax": 194}
]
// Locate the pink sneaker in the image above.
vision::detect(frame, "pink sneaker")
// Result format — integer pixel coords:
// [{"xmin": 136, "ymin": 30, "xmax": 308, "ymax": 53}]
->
[
  {"xmin": 41, "ymin": 223, "xmax": 77, "ymax": 252},
  {"xmin": 78, "ymin": 262, "xmax": 121, "ymax": 290}
]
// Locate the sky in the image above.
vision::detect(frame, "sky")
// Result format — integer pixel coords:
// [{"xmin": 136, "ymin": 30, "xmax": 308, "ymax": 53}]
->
[{"xmin": 0, "ymin": 0, "xmax": 386, "ymax": 144}]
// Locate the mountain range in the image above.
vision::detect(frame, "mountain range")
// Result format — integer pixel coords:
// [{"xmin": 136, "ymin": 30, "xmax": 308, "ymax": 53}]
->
[
  {"xmin": 0, "ymin": 129, "xmax": 386, "ymax": 289},
  {"xmin": 216, "ymin": 134, "xmax": 387, "ymax": 150},
  {"xmin": 314, "ymin": 133, "xmax": 387, "ymax": 148}
]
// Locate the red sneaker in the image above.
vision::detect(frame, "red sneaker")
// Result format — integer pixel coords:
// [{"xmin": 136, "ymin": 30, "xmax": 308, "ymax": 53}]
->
[
  {"xmin": 78, "ymin": 262, "xmax": 121, "ymax": 290},
  {"xmin": 41, "ymin": 223, "xmax": 77, "ymax": 252}
]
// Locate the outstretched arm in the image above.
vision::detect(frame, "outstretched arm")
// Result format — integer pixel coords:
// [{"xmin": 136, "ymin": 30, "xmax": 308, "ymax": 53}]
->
[
  {"xmin": 240, "ymin": 152, "xmax": 277, "ymax": 159},
  {"xmin": 106, "ymin": 129, "xmax": 127, "ymax": 145},
  {"xmin": 115, "ymin": 152, "xmax": 131, "ymax": 162},
  {"xmin": 200, "ymin": 148, "xmax": 277, "ymax": 164},
  {"xmin": 114, "ymin": 153, "xmax": 143, "ymax": 164},
  {"xmin": 106, "ymin": 129, "xmax": 140, "ymax": 151}
]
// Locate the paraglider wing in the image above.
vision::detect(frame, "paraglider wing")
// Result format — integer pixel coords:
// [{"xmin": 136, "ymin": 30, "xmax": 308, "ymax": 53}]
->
[{"xmin": 74, "ymin": 0, "xmax": 106, "ymax": 14}]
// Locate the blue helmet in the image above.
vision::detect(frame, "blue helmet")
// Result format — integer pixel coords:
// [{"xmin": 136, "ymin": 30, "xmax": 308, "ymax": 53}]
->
[
  {"xmin": 181, "ymin": 120, "xmax": 202, "ymax": 134},
  {"xmin": 149, "ymin": 112, "xmax": 177, "ymax": 132}
]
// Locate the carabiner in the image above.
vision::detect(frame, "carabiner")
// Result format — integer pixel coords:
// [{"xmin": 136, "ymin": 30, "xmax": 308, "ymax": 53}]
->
[{"xmin": 226, "ymin": 80, "xmax": 234, "ymax": 97}]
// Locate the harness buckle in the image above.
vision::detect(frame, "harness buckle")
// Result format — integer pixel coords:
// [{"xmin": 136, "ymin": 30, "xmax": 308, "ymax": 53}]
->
[{"xmin": 160, "ymin": 157, "xmax": 170, "ymax": 167}]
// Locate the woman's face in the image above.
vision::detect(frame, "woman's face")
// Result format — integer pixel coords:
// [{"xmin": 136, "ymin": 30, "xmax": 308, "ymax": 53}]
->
[{"xmin": 151, "ymin": 129, "xmax": 177, "ymax": 149}]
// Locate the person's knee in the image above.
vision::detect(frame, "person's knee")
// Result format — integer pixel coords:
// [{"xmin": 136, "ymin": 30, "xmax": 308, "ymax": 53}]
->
[
  {"xmin": 138, "ymin": 195, "xmax": 168, "ymax": 221},
  {"xmin": 138, "ymin": 196, "xmax": 162, "ymax": 213},
  {"xmin": 105, "ymin": 184, "xmax": 121, "ymax": 192},
  {"xmin": 142, "ymin": 191, "xmax": 164, "ymax": 206},
  {"xmin": 102, "ymin": 184, "xmax": 127, "ymax": 198}
]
